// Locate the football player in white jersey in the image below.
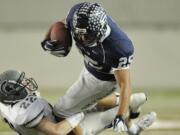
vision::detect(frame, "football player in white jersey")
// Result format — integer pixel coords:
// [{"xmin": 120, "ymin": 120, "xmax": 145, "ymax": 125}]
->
[
  {"xmin": 0, "ymin": 70, "xmax": 84, "ymax": 135},
  {"xmin": 0, "ymin": 70, "xmax": 156, "ymax": 135}
]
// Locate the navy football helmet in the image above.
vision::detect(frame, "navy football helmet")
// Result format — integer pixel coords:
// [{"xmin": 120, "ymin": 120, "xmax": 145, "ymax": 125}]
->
[
  {"xmin": 72, "ymin": 2, "xmax": 108, "ymax": 46},
  {"xmin": 0, "ymin": 70, "xmax": 38, "ymax": 105}
]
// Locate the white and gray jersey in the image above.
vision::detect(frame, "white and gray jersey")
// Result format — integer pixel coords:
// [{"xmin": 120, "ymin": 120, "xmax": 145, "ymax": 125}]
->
[
  {"xmin": 0, "ymin": 93, "xmax": 120, "ymax": 135},
  {"xmin": 0, "ymin": 95, "xmax": 55, "ymax": 135}
]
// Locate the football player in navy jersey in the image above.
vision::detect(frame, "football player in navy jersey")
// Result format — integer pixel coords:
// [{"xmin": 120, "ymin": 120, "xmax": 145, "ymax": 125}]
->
[{"xmin": 41, "ymin": 2, "xmax": 153, "ymax": 134}]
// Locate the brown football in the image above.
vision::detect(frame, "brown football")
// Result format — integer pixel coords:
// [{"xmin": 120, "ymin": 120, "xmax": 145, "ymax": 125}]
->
[{"xmin": 50, "ymin": 21, "xmax": 72, "ymax": 48}]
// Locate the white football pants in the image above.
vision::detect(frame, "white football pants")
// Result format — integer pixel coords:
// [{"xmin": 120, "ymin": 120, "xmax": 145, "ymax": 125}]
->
[
  {"xmin": 54, "ymin": 68, "xmax": 117, "ymax": 117},
  {"xmin": 80, "ymin": 107, "xmax": 118, "ymax": 135}
]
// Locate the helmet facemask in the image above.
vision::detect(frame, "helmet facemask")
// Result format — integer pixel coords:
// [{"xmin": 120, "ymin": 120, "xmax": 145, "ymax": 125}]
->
[{"xmin": 73, "ymin": 27, "xmax": 97, "ymax": 46}]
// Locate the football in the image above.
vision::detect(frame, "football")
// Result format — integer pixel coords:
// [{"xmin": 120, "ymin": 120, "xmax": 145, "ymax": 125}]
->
[{"xmin": 50, "ymin": 21, "xmax": 72, "ymax": 48}]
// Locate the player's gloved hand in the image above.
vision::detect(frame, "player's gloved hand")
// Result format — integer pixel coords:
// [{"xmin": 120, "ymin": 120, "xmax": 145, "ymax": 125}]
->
[
  {"xmin": 41, "ymin": 40, "xmax": 65, "ymax": 51},
  {"xmin": 66, "ymin": 112, "xmax": 85, "ymax": 128},
  {"xmin": 112, "ymin": 115, "xmax": 128, "ymax": 133},
  {"xmin": 41, "ymin": 40, "xmax": 68, "ymax": 57}
]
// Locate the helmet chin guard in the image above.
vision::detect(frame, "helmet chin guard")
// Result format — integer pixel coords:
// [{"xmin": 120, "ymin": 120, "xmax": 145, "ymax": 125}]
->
[{"xmin": 72, "ymin": 2, "xmax": 108, "ymax": 46}]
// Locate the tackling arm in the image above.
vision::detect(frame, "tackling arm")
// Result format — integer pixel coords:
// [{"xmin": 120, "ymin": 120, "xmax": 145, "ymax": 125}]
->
[
  {"xmin": 37, "ymin": 117, "xmax": 73, "ymax": 135},
  {"xmin": 36, "ymin": 112, "xmax": 84, "ymax": 135}
]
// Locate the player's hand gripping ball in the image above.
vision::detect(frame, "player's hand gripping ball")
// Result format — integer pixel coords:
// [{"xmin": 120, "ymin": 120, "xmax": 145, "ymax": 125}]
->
[{"xmin": 41, "ymin": 22, "xmax": 72, "ymax": 56}]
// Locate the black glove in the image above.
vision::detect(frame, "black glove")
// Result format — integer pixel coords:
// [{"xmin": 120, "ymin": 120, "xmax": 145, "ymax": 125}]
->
[
  {"xmin": 41, "ymin": 40, "xmax": 70, "ymax": 57},
  {"xmin": 41, "ymin": 40, "xmax": 65, "ymax": 51}
]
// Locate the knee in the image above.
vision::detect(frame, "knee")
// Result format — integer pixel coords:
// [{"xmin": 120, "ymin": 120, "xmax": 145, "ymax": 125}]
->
[{"xmin": 130, "ymin": 93, "xmax": 147, "ymax": 112}]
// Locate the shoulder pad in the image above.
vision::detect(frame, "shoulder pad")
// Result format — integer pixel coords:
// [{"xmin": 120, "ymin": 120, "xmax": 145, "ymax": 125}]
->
[{"xmin": 14, "ymin": 95, "xmax": 44, "ymax": 127}]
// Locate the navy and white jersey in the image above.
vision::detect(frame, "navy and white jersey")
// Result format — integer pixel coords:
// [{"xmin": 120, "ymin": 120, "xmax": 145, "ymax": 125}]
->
[{"xmin": 66, "ymin": 3, "xmax": 134, "ymax": 81}]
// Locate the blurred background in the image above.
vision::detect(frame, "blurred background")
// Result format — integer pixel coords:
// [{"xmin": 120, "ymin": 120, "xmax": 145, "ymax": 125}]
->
[
  {"xmin": 0, "ymin": 0, "xmax": 180, "ymax": 134},
  {"xmin": 0, "ymin": 0, "xmax": 180, "ymax": 89}
]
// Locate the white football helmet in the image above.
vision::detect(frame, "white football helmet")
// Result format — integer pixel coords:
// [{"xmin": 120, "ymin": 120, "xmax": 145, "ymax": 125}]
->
[{"xmin": 0, "ymin": 70, "xmax": 38, "ymax": 105}]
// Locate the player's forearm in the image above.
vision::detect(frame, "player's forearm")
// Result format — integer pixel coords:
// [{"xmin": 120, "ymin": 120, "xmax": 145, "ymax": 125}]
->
[
  {"xmin": 37, "ymin": 118, "xmax": 73, "ymax": 135},
  {"xmin": 114, "ymin": 69, "xmax": 131, "ymax": 117},
  {"xmin": 54, "ymin": 120, "xmax": 74, "ymax": 135},
  {"xmin": 96, "ymin": 93, "xmax": 117, "ymax": 109},
  {"xmin": 118, "ymin": 84, "xmax": 131, "ymax": 116},
  {"xmin": 53, "ymin": 113, "xmax": 84, "ymax": 135},
  {"xmin": 73, "ymin": 125, "xmax": 83, "ymax": 135}
]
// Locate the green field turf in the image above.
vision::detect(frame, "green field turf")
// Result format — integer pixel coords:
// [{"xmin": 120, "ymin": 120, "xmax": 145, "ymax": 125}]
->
[{"xmin": 0, "ymin": 88, "xmax": 180, "ymax": 134}]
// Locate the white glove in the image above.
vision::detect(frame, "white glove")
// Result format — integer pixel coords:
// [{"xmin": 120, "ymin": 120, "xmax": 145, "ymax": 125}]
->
[
  {"xmin": 113, "ymin": 115, "xmax": 128, "ymax": 133},
  {"xmin": 66, "ymin": 112, "xmax": 84, "ymax": 128}
]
